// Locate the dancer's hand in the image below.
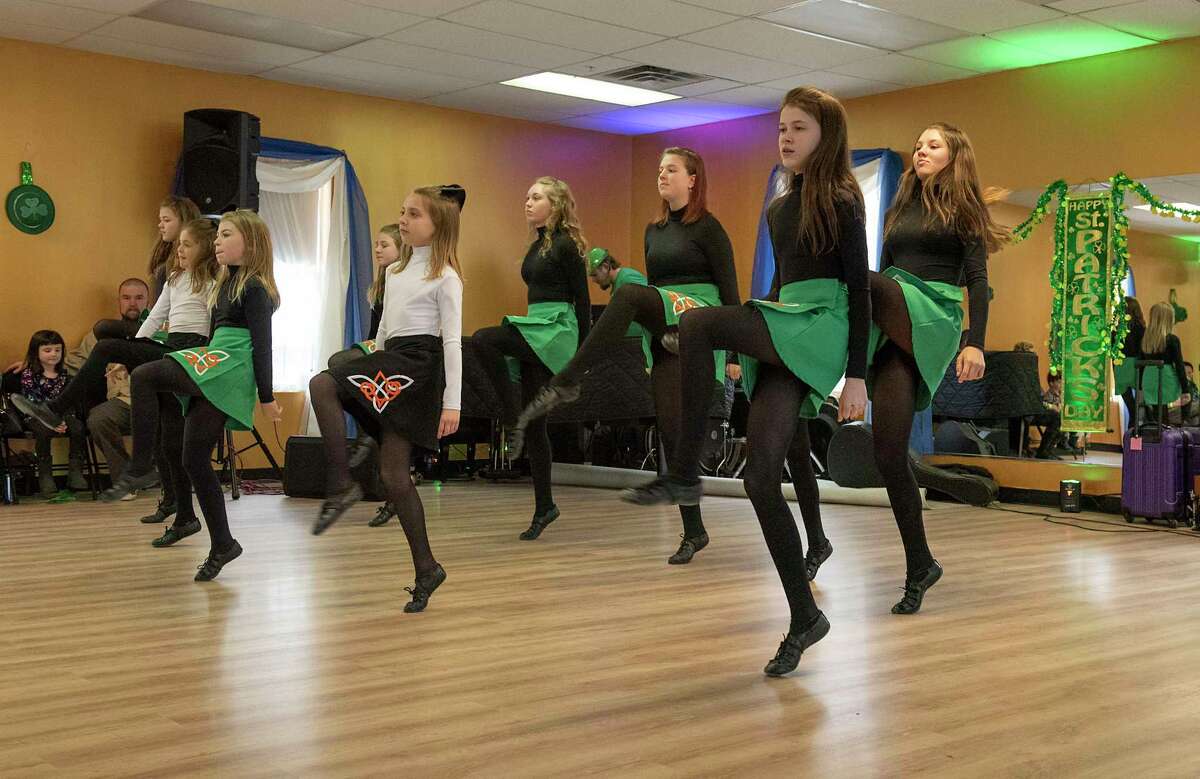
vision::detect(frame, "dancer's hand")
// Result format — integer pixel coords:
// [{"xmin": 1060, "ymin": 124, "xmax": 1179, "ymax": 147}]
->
[
  {"xmin": 838, "ymin": 377, "xmax": 867, "ymax": 421},
  {"xmin": 438, "ymin": 409, "xmax": 460, "ymax": 438},
  {"xmin": 260, "ymin": 400, "xmax": 283, "ymax": 422},
  {"xmin": 956, "ymin": 346, "xmax": 986, "ymax": 382},
  {"xmin": 726, "ymin": 363, "xmax": 742, "ymax": 380}
]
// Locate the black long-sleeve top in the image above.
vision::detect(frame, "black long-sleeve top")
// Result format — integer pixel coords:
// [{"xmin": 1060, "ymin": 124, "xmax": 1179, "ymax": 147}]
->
[
  {"xmin": 522, "ymin": 227, "xmax": 591, "ymax": 344},
  {"xmin": 881, "ymin": 199, "xmax": 989, "ymax": 350},
  {"xmin": 369, "ymin": 300, "xmax": 384, "ymax": 341},
  {"xmin": 210, "ymin": 268, "xmax": 275, "ymax": 403},
  {"xmin": 1142, "ymin": 333, "xmax": 1187, "ymax": 389},
  {"xmin": 1123, "ymin": 318, "xmax": 1145, "ymax": 360},
  {"xmin": 766, "ymin": 183, "xmax": 871, "ymax": 379},
  {"xmin": 644, "ymin": 208, "xmax": 739, "ymax": 308}
]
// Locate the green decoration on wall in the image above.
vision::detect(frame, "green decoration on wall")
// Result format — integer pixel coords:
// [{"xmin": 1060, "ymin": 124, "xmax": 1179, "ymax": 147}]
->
[
  {"xmin": 5, "ymin": 161, "xmax": 55, "ymax": 234},
  {"xmin": 1058, "ymin": 194, "xmax": 1114, "ymax": 433}
]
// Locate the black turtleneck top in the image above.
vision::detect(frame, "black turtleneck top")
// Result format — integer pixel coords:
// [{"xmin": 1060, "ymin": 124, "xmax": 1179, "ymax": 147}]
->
[
  {"xmin": 522, "ymin": 227, "xmax": 591, "ymax": 343},
  {"xmin": 644, "ymin": 208, "xmax": 739, "ymax": 308},
  {"xmin": 881, "ymin": 199, "xmax": 989, "ymax": 349},
  {"xmin": 210, "ymin": 267, "xmax": 276, "ymax": 403},
  {"xmin": 766, "ymin": 183, "xmax": 871, "ymax": 379}
]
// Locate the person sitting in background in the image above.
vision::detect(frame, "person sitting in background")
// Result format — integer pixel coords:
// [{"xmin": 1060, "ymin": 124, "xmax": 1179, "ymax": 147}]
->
[
  {"xmin": 4, "ymin": 278, "xmax": 150, "ymax": 502},
  {"xmin": 11, "ymin": 331, "xmax": 89, "ymax": 496},
  {"xmin": 1028, "ymin": 371, "xmax": 1065, "ymax": 459},
  {"xmin": 1170, "ymin": 361, "xmax": 1198, "ymax": 426}
]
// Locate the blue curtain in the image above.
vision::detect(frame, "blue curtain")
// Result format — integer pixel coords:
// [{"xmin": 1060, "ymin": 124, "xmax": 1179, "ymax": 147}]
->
[{"xmin": 174, "ymin": 138, "xmax": 373, "ymax": 348}]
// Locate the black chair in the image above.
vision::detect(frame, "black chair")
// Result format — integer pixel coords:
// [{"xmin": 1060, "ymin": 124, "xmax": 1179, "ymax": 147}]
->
[{"xmin": 0, "ymin": 376, "xmax": 102, "ymax": 502}]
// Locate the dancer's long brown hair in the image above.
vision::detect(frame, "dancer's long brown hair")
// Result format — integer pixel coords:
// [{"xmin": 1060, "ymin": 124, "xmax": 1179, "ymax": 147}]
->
[
  {"xmin": 885, "ymin": 122, "xmax": 1010, "ymax": 253},
  {"xmin": 655, "ymin": 147, "xmax": 709, "ymax": 226},
  {"xmin": 778, "ymin": 87, "xmax": 864, "ymax": 255}
]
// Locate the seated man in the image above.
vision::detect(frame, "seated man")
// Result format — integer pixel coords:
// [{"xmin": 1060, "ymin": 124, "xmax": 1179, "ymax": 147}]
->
[
  {"xmin": 1029, "ymin": 371, "xmax": 1065, "ymax": 459},
  {"xmin": 1169, "ymin": 361, "xmax": 1198, "ymax": 426}
]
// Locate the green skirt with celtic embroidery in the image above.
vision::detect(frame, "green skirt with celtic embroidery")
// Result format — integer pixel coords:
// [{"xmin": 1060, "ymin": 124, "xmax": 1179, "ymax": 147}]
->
[{"xmin": 167, "ymin": 326, "xmax": 257, "ymax": 431}]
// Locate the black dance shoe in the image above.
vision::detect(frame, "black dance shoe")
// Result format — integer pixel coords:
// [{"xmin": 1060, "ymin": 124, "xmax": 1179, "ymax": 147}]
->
[
  {"xmin": 10, "ymin": 394, "xmax": 64, "ymax": 431},
  {"xmin": 804, "ymin": 539, "xmax": 833, "ymax": 581},
  {"xmin": 667, "ymin": 532, "xmax": 709, "ymax": 565},
  {"xmin": 312, "ymin": 482, "xmax": 364, "ymax": 535},
  {"xmin": 764, "ymin": 612, "xmax": 830, "ymax": 677},
  {"xmin": 140, "ymin": 500, "xmax": 177, "ymax": 524},
  {"xmin": 620, "ymin": 475, "xmax": 701, "ymax": 506},
  {"xmin": 519, "ymin": 505, "xmax": 560, "ymax": 540},
  {"xmin": 194, "ymin": 540, "xmax": 243, "ymax": 581},
  {"xmin": 403, "ymin": 564, "xmax": 447, "ymax": 613},
  {"xmin": 509, "ymin": 382, "xmax": 582, "ymax": 459},
  {"xmin": 152, "ymin": 518, "xmax": 201, "ymax": 548},
  {"xmin": 892, "ymin": 560, "xmax": 943, "ymax": 615},
  {"xmin": 100, "ymin": 470, "xmax": 161, "ymax": 503},
  {"xmin": 347, "ymin": 435, "xmax": 377, "ymax": 470},
  {"xmin": 367, "ymin": 502, "xmax": 397, "ymax": 527},
  {"xmin": 660, "ymin": 331, "xmax": 680, "ymax": 354}
]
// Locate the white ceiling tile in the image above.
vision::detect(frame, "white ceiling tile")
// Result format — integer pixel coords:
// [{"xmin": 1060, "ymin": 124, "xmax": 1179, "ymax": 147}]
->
[
  {"xmin": 1046, "ymin": 0, "xmax": 1140, "ymax": 11},
  {"xmin": 759, "ymin": 70, "xmax": 903, "ymax": 98},
  {"xmin": 555, "ymin": 114, "xmax": 661, "ymax": 134},
  {"xmin": 445, "ymin": 0, "xmax": 662, "ymax": 54},
  {"xmin": 704, "ymin": 84, "xmax": 789, "ymax": 107},
  {"xmin": 665, "ymin": 77, "xmax": 744, "ymax": 96},
  {"xmin": 515, "ymin": 0, "xmax": 736, "ymax": 36},
  {"xmin": 68, "ymin": 33, "xmax": 267, "ymax": 74},
  {"xmin": 386, "ymin": 20, "xmax": 592, "ymax": 68},
  {"xmin": 619, "ymin": 39, "xmax": 805, "ymax": 82},
  {"xmin": 764, "ymin": 0, "xmax": 968, "ymax": 51},
  {"xmin": 140, "ymin": 0, "xmax": 368, "ymax": 53},
  {"xmin": 1169, "ymin": 174, "xmax": 1200, "ymax": 186},
  {"xmin": 87, "ymin": 17, "xmax": 317, "ymax": 67},
  {"xmin": 266, "ymin": 65, "xmax": 469, "ymax": 102},
  {"xmin": 188, "ymin": 0, "xmax": 422, "ymax": 37},
  {"xmin": 867, "ymin": 0, "xmax": 1064, "ymax": 33},
  {"xmin": 1083, "ymin": 0, "xmax": 1200, "ymax": 41},
  {"xmin": 0, "ymin": 0, "xmax": 114, "ymax": 33},
  {"xmin": 830, "ymin": 52, "xmax": 979, "ymax": 85},
  {"xmin": 556, "ymin": 56, "xmax": 638, "ymax": 77},
  {"xmin": 33, "ymin": 0, "xmax": 153, "ymax": 13},
  {"xmin": 285, "ymin": 54, "xmax": 482, "ymax": 96},
  {"xmin": 336, "ymin": 38, "xmax": 534, "ymax": 81},
  {"xmin": 351, "ymin": 0, "xmax": 482, "ymax": 17},
  {"xmin": 678, "ymin": 0, "xmax": 799, "ymax": 13},
  {"xmin": 904, "ymin": 34, "xmax": 1058, "ymax": 72},
  {"xmin": 682, "ymin": 19, "xmax": 884, "ymax": 69},
  {"xmin": 425, "ymin": 83, "xmax": 605, "ymax": 120},
  {"xmin": 0, "ymin": 20, "xmax": 79, "ymax": 44}
]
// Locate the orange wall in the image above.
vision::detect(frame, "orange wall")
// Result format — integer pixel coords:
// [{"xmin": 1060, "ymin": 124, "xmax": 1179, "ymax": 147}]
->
[
  {"xmin": 630, "ymin": 35, "xmax": 1200, "ymax": 370},
  {"xmin": 0, "ymin": 36, "xmax": 632, "ymax": 368}
]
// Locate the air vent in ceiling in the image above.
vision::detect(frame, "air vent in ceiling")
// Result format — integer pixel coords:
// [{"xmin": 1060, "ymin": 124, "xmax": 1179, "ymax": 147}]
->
[{"xmin": 598, "ymin": 65, "xmax": 710, "ymax": 90}]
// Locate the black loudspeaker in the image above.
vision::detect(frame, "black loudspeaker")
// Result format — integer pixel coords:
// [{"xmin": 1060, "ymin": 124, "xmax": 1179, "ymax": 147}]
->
[
  {"xmin": 283, "ymin": 436, "xmax": 382, "ymax": 500},
  {"xmin": 181, "ymin": 109, "xmax": 260, "ymax": 213}
]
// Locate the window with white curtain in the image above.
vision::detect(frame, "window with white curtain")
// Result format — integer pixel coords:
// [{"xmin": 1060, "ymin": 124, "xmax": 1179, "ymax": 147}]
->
[{"xmin": 259, "ymin": 179, "xmax": 333, "ymax": 391}]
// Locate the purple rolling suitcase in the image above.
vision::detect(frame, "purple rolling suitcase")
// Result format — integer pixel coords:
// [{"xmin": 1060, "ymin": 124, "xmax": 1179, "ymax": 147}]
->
[{"xmin": 1121, "ymin": 362, "xmax": 1194, "ymax": 528}]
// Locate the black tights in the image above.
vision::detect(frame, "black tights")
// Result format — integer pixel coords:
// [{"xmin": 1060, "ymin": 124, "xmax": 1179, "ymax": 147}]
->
[
  {"xmin": 379, "ymin": 429, "xmax": 437, "ymax": 575},
  {"xmin": 744, "ymin": 364, "xmax": 822, "ymax": 633},
  {"xmin": 128, "ymin": 360, "xmax": 233, "ymax": 553},
  {"xmin": 471, "ymin": 324, "xmax": 555, "ymax": 515},
  {"xmin": 867, "ymin": 272, "xmax": 934, "ymax": 577},
  {"xmin": 554, "ymin": 285, "xmax": 707, "ymax": 536}
]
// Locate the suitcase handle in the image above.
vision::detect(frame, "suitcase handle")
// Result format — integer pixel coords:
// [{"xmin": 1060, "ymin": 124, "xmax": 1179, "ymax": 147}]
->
[{"xmin": 1134, "ymin": 360, "xmax": 1167, "ymax": 441}]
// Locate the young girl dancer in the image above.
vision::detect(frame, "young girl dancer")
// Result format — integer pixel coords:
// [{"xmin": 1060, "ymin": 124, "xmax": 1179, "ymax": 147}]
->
[
  {"xmin": 102, "ymin": 210, "xmax": 282, "ymax": 583},
  {"xmin": 863, "ymin": 122, "xmax": 1005, "ymax": 614},
  {"xmin": 471, "ymin": 177, "xmax": 590, "ymax": 541},
  {"xmin": 513, "ymin": 150, "xmax": 739, "ymax": 564},
  {"xmin": 309, "ymin": 187, "xmax": 464, "ymax": 613},
  {"xmin": 623, "ymin": 87, "xmax": 869, "ymax": 675}
]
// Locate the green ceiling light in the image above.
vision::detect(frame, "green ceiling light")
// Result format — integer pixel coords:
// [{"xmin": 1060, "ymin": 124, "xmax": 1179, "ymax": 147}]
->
[{"xmin": 991, "ymin": 18, "xmax": 1156, "ymax": 64}]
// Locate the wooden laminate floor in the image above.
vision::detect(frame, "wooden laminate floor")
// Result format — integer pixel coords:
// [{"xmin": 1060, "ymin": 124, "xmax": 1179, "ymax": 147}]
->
[{"xmin": 3, "ymin": 483, "xmax": 1199, "ymax": 777}]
